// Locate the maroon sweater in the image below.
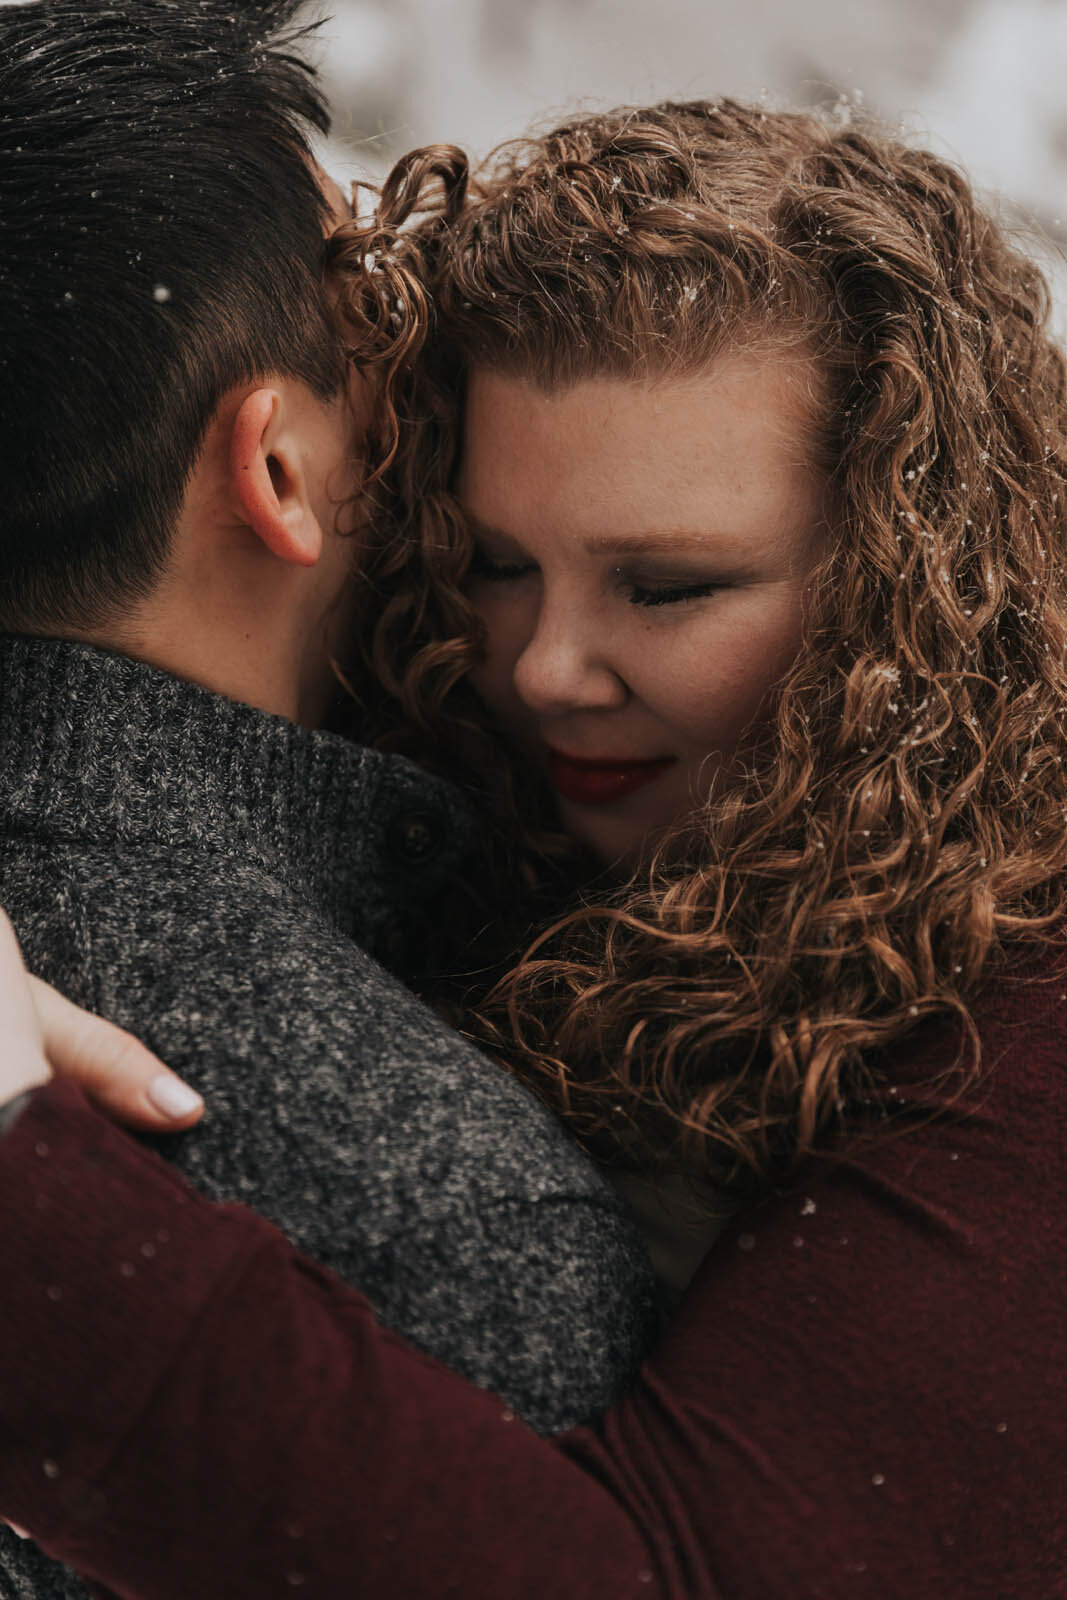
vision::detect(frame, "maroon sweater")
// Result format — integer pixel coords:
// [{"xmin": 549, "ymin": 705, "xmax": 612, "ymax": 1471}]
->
[{"xmin": 0, "ymin": 961, "xmax": 1064, "ymax": 1600}]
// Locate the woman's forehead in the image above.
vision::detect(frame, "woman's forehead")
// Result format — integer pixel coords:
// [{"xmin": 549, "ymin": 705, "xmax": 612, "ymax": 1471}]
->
[{"xmin": 457, "ymin": 361, "xmax": 826, "ymax": 564}]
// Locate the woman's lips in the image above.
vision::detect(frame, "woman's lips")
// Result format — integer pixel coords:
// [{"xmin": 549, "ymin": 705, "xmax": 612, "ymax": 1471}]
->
[{"xmin": 546, "ymin": 747, "xmax": 677, "ymax": 807}]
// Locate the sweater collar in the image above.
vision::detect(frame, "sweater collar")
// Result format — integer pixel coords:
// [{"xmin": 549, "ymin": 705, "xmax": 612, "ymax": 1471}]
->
[{"xmin": 0, "ymin": 635, "xmax": 468, "ymax": 943}]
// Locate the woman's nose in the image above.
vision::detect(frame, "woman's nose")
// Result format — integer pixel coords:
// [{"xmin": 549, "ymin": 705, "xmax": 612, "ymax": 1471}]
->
[{"xmin": 511, "ymin": 604, "xmax": 628, "ymax": 717}]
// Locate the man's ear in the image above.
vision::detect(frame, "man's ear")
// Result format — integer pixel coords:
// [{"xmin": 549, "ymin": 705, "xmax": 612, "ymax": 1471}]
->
[{"xmin": 229, "ymin": 387, "xmax": 322, "ymax": 569}]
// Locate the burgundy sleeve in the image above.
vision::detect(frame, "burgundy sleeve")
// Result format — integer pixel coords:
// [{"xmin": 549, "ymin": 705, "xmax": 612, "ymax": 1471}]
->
[
  {"xmin": 0, "ymin": 1081, "xmax": 668, "ymax": 1599},
  {"xmin": 0, "ymin": 1043, "xmax": 1062, "ymax": 1600}
]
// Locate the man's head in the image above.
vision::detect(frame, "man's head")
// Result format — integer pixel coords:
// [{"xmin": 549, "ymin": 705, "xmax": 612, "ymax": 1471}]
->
[{"xmin": 1, "ymin": 0, "xmax": 356, "ymax": 714}]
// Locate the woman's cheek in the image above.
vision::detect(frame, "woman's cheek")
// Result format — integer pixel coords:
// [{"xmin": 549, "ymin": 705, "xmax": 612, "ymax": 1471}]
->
[
  {"xmin": 709, "ymin": 619, "xmax": 804, "ymax": 745},
  {"xmin": 638, "ymin": 623, "xmax": 737, "ymax": 739},
  {"xmin": 649, "ymin": 614, "xmax": 788, "ymax": 749}
]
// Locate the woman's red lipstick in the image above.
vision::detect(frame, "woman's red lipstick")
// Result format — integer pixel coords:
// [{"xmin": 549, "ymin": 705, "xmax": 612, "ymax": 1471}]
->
[{"xmin": 547, "ymin": 748, "xmax": 677, "ymax": 807}]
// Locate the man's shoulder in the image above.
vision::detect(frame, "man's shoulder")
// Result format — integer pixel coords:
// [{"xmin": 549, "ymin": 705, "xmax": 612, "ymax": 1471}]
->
[
  {"xmin": 0, "ymin": 824, "xmax": 415, "ymax": 1008},
  {"xmin": 0, "ymin": 828, "xmax": 338, "ymax": 994},
  {"xmin": 0, "ymin": 831, "xmax": 612, "ymax": 1213},
  {"xmin": 0, "ymin": 824, "xmax": 657, "ymax": 1434}
]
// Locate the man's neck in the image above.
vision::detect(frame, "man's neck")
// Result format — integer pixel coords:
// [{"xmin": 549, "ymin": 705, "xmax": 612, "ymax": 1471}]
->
[
  {"xmin": 52, "ymin": 614, "xmax": 335, "ymax": 730},
  {"xmin": 0, "ymin": 632, "xmax": 467, "ymax": 952}
]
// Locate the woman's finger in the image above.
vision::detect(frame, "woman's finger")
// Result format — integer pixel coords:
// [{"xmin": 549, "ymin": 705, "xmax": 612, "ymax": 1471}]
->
[{"xmin": 28, "ymin": 975, "xmax": 204, "ymax": 1131}]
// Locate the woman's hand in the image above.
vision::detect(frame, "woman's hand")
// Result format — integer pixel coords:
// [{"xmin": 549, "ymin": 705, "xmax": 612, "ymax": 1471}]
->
[{"xmin": 0, "ymin": 911, "xmax": 204, "ymax": 1132}]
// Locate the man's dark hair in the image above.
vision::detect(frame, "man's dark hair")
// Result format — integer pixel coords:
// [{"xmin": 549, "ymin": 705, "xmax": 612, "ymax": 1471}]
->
[{"xmin": 0, "ymin": 0, "xmax": 346, "ymax": 630}]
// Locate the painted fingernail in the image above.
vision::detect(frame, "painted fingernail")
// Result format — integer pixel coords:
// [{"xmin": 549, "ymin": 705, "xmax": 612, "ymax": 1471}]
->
[{"xmin": 147, "ymin": 1075, "xmax": 203, "ymax": 1120}]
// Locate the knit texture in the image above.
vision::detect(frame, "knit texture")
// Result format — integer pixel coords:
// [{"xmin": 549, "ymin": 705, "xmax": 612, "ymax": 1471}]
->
[{"xmin": 0, "ymin": 636, "xmax": 657, "ymax": 1600}]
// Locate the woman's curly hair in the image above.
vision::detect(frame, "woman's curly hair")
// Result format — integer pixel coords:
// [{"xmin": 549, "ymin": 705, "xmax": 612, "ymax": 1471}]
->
[{"xmin": 326, "ymin": 100, "xmax": 1067, "ymax": 1194}]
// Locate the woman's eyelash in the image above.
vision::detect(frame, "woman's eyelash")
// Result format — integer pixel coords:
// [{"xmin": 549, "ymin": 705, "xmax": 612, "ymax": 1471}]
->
[
  {"xmin": 468, "ymin": 550, "xmax": 535, "ymax": 581},
  {"xmin": 467, "ymin": 549, "xmax": 720, "ymax": 607},
  {"xmin": 626, "ymin": 580, "xmax": 720, "ymax": 608}
]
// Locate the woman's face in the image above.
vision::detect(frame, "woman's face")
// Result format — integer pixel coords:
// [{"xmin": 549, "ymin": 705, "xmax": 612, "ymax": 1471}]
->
[{"xmin": 458, "ymin": 356, "xmax": 827, "ymax": 867}]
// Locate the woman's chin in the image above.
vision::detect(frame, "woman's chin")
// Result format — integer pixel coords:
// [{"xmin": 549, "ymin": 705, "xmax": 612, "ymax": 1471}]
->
[{"xmin": 559, "ymin": 804, "xmax": 672, "ymax": 878}]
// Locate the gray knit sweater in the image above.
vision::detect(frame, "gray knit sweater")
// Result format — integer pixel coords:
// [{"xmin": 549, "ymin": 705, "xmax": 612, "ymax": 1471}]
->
[{"xmin": 0, "ymin": 636, "xmax": 657, "ymax": 1600}]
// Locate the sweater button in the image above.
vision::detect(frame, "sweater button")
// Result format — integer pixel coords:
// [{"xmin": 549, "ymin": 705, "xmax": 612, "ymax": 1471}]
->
[{"xmin": 386, "ymin": 809, "xmax": 444, "ymax": 867}]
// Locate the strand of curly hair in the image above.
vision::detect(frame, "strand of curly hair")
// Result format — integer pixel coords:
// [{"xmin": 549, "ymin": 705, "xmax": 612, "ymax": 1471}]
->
[{"xmin": 326, "ymin": 100, "xmax": 1067, "ymax": 1196}]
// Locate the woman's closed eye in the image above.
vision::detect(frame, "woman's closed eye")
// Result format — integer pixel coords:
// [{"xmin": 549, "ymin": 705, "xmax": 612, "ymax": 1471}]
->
[
  {"xmin": 467, "ymin": 546, "xmax": 538, "ymax": 582},
  {"xmin": 622, "ymin": 577, "xmax": 723, "ymax": 608},
  {"xmin": 466, "ymin": 529, "xmax": 727, "ymax": 610}
]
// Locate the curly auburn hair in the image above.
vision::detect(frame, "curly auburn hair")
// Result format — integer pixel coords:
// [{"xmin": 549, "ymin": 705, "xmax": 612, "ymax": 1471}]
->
[{"xmin": 327, "ymin": 100, "xmax": 1067, "ymax": 1193}]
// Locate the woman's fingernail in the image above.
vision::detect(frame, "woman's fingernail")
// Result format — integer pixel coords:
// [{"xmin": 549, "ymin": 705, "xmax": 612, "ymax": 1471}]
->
[{"xmin": 147, "ymin": 1075, "xmax": 204, "ymax": 1119}]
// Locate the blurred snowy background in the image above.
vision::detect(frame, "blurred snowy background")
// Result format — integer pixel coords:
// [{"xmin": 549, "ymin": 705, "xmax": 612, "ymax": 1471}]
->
[{"xmin": 304, "ymin": 0, "xmax": 1067, "ymax": 334}]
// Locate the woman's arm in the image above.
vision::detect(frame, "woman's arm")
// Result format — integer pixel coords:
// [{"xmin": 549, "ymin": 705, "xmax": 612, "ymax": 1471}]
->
[
  {"xmin": 1, "ymin": 936, "xmax": 1063, "ymax": 1598},
  {"xmin": 0, "ymin": 936, "xmax": 662, "ymax": 1595},
  {"xmin": 0, "ymin": 1080, "xmax": 670, "ymax": 1600},
  {"xmin": 1, "ymin": 987, "xmax": 1063, "ymax": 1600}
]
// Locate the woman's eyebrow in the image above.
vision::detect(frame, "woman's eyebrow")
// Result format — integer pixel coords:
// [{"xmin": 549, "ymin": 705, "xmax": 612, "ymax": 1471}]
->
[
  {"xmin": 584, "ymin": 532, "xmax": 723, "ymax": 555},
  {"xmin": 464, "ymin": 512, "xmax": 719, "ymax": 554}
]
